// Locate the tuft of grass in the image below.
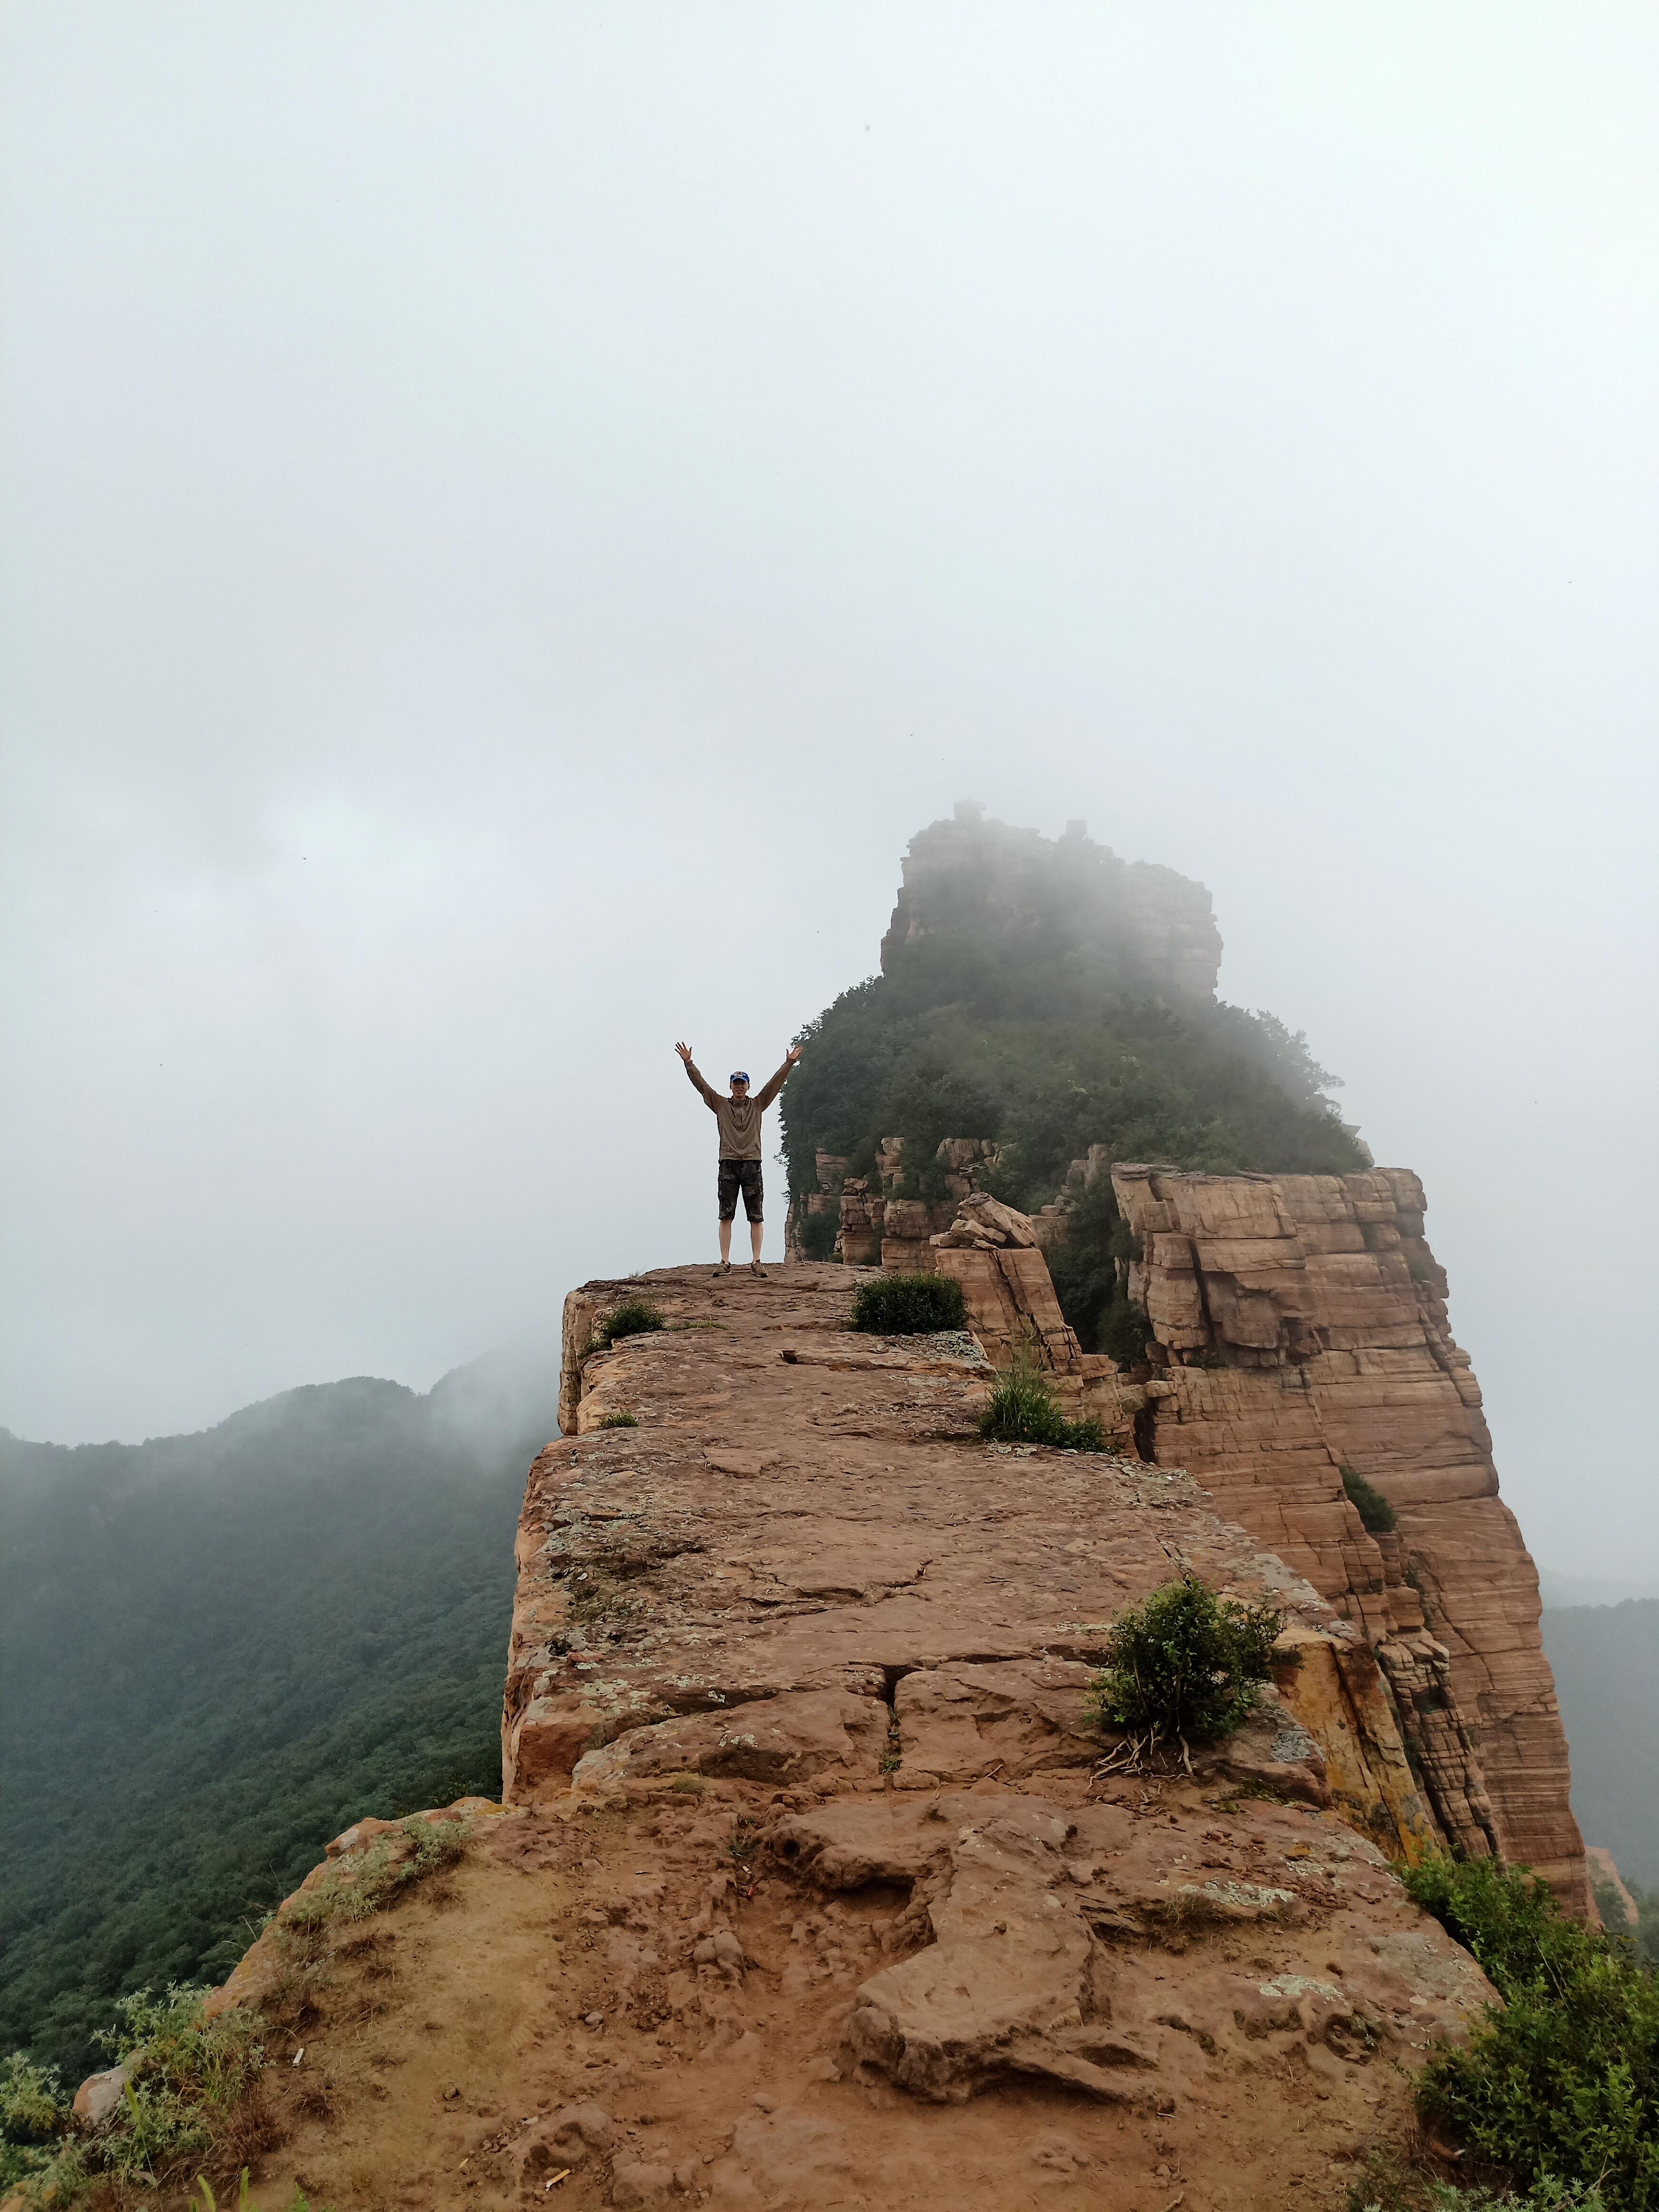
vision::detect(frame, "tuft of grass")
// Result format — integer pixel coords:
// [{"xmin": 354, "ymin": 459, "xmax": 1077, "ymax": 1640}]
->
[
  {"xmin": 597, "ymin": 1411, "xmax": 639, "ymax": 1429},
  {"xmin": 1, "ymin": 1985, "xmax": 275, "ymax": 2201},
  {"xmin": 593, "ymin": 1298, "xmax": 666, "ymax": 1349},
  {"xmin": 670, "ymin": 1774, "xmax": 708, "ymax": 1796},
  {"xmin": 1347, "ymin": 2151, "xmax": 1609, "ymax": 2210},
  {"xmin": 1092, "ymin": 1576, "xmax": 1283, "ymax": 1747},
  {"xmin": 1401, "ymin": 1853, "xmax": 1659, "ymax": 2210},
  {"xmin": 1341, "ymin": 1465, "xmax": 1398, "ymax": 1534},
  {"xmin": 978, "ymin": 1356, "xmax": 1105, "ymax": 1451},
  {"xmin": 850, "ymin": 1272, "xmax": 967, "ymax": 1335},
  {"xmin": 280, "ymin": 1816, "xmax": 469, "ymax": 1934}
]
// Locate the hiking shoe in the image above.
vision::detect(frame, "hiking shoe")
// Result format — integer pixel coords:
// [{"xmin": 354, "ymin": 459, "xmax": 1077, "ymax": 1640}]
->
[
  {"xmin": 716, "ymin": 1260, "xmax": 731, "ymax": 1275},
  {"xmin": 750, "ymin": 1261, "xmax": 769, "ymax": 1278}
]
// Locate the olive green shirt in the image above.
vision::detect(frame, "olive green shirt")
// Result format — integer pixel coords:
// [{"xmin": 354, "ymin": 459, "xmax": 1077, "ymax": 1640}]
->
[{"xmin": 683, "ymin": 1056, "xmax": 793, "ymax": 1159}]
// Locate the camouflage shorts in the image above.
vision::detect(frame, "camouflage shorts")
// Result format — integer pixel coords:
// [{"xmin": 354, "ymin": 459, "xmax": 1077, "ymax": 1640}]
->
[{"xmin": 717, "ymin": 1157, "xmax": 763, "ymax": 1223}]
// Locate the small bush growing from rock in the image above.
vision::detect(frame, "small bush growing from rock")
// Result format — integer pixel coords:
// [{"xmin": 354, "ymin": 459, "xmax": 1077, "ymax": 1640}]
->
[
  {"xmin": 1402, "ymin": 1852, "xmax": 1659, "ymax": 2210},
  {"xmin": 598, "ymin": 1411, "xmax": 639, "ymax": 1429},
  {"xmin": 1341, "ymin": 1466, "xmax": 1397, "ymax": 1533},
  {"xmin": 978, "ymin": 1358, "xmax": 1105, "ymax": 1451},
  {"xmin": 849, "ymin": 1272, "xmax": 967, "ymax": 1335},
  {"xmin": 1093, "ymin": 1577, "xmax": 1283, "ymax": 1746},
  {"xmin": 594, "ymin": 1297, "xmax": 665, "ymax": 1348}
]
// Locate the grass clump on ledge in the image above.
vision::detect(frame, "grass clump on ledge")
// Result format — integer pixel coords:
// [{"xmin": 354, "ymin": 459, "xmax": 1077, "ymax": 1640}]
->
[
  {"xmin": 978, "ymin": 1356, "xmax": 1105, "ymax": 1451},
  {"xmin": 0, "ymin": 1985, "xmax": 273, "ymax": 2200},
  {"xmin": 280, "ymin": 1815, "xmax": 469, "ymax": 1935},
  {"xmin": 593, "ymin": 1297, "xmax": 666, "ymax": 1349},
  {"xmin": 597, "ymin": 1410, "xmax": 639, "ymax": 1429},
  {"xmin": 1341, "ymin": 1465, "xmax": 1398, "ymax": 1534},
  {"xmin": 1400, "ymin": 1852, "xmax": 1659, "ymax": 2211},
  {"xmin": 850, "ymin": 1272, "xmax": 967, "ymax": 1336},
  {"xmin": 1093, "ymin": 1576, "xmax": 1283, "ymax": 1748}
]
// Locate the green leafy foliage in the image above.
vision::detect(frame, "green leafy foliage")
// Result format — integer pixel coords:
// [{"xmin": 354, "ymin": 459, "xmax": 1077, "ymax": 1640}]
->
[
  {"xmin": 849, "ymin": 1273, "xmax": 967, "ymax": 1336},
  {"xmin": 0, "ymin": 1351, "xmax": 553, "ymax": 2084},
  {"xmin": 1591, "ymin": 1879, "xmax": 1659, "ymax": 1970},
  {"xmin": 1348, "ymin": 2154, "xmax": 1610, "ymax": 2211},
  {"xmin": 797, "ymin": 1209, "xmax": 839, "ymax": 1261},
  {"xmin": 1342, "ymin": 1466, "xmax": 1398, "ymax": 1534},
  {"xmin": 0, "ymin": 2051, "xmax": 70, "ymax": 2190},
  {"xmin": 1093, "ymin": 1576, "xmax": 1284, "ymax": 1744},
  {"xmin": 5, "ymin": 1984, "xmax": 273, "ymax": 2200},
  {"xmin": 780, "ymin": 917, "xmax": 1366, "ymax": 1223},
  {"xmin": 594, "ymin": 1297, "xmax": 666, "ymax": 1347},
  {"xmin": 597, "ymin": 1411, "xmax": 639, "ymax": 1428},
  {"xmin": 1403, "ymin": 1853, "xmax": 1659, "ymax": 2208},
  {"xmin": 978, "ymin": 1358, "xmax": 1105, "ymax": 1451}
]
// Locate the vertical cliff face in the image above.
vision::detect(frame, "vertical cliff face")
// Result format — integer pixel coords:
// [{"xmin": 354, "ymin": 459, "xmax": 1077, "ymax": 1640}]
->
[
  {"xmin": 878, "ymin": 805, "xmax": 1223, "ymax": 999},
  {"xmin": 1106, "ymin": 1164, "xmax": 1587, "ymax": 1912}
]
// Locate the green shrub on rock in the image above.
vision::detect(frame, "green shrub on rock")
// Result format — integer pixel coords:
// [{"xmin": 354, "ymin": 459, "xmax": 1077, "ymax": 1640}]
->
[
  {"xmin": 1341, "ymin": 1466, "xmax": 1398, "ymax": 1534},
  {"xmin": 977, "ymin": 1357, "xmax": 1105, "ymax": 1451},
  {"xmin": 1092, "ymin": 1576, "xmax": 1283, "ymax": 1746},
  {"xmin": 1402, "ymin": 1853, "xmax": 1659, "ymax": 2210},
  {"xmin": 849, "ymin": 1273, "xmax": 967, "ymax": 1336},
  {"xmin": 593, "ymin": 1297, "xmax": 665, "ymax": 1349}
]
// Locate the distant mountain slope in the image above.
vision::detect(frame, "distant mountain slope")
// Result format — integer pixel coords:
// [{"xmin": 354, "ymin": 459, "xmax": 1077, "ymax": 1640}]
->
[
  {"xmin": 1542, "ymin": 1599, "xmax": 1659, "ymax": 1888},
  {"xmin": 0, "ymin": 1348, "xmax": 558, "ymax": 2081}
]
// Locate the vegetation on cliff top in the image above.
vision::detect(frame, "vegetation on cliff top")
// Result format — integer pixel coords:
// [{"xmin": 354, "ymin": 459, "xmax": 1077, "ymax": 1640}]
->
[
  {"xmin": 781, "ymin": 929, "xmax": 1364, "ymax": 1215},
  {"xmin": 1092, "ymin": 1577, "xmax": 1284, "ymax": 1747},
  {"xmin": 780, "ymin": 817, "xmax": 1366, "ymax": 1346},
  {"xmin": 1403, "ymin": 1853, "xmax": 1659, "ymax": 2209}
]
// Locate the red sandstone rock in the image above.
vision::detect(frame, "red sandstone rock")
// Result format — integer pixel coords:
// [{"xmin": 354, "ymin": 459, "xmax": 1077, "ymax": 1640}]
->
[{"xmin": 1110, "ymin": 1164, "xmax": 1588, "ymax": 1912}]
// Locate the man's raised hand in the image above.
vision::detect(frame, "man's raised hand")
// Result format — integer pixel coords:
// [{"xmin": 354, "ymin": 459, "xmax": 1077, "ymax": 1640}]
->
[
  {"xmin": 785, "ymin": 1044, "xmax": 803, "ymax": 1066},
  {"xmin": 674, "ymin": 1041, "xmax": 694, "ymax": 1064}
]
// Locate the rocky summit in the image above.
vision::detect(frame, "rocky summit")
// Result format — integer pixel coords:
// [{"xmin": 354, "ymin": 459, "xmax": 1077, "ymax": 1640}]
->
[{"xmin": 187, "ymin": 1246, "xmax": 1555, "ymax": 2212}]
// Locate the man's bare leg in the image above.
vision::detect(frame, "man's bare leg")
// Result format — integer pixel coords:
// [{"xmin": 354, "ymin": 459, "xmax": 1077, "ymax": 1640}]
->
[
  {"xmin": 718, "ymin": 1218, "xmax": 733, "ymax": 1270},
  {"xmin": 750, "ymin": 1218, "xmax": 766, "ymax": 1273}
]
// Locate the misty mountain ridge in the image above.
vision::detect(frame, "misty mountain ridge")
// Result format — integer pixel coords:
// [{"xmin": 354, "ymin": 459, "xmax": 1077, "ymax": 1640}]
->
[{"xmin": 0, "ymin": 1344, "xmax": 561, "ymax": 2081}]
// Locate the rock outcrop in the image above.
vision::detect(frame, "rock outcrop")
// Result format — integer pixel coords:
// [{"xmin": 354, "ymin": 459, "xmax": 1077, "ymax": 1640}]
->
[
  {"xmin": 183, "ymin": 1259, "xmax": 1512, "ymax": 2211},
  {"xmin": 879, "ymin": 804, "xmax": 1222, "ymax": 998},
  {"xmin": 1103, "ymin": 1165, "xmax": 1587, "ymax": 1912}
]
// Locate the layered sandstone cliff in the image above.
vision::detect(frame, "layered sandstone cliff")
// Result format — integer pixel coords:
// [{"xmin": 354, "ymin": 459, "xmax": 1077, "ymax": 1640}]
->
[
  {"xmin": 906, "ymin": 1166, "xmax": 1587, "ymax": 1914},
  {"xmin": 183, "ymin": 1259, "xmax": 1514, "ymax": 2212}
]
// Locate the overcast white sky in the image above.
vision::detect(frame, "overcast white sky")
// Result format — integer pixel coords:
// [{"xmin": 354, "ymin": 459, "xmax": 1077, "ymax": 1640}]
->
[{"xmin": 2, "ymin": 3, "xmax": 1654, "ymax": 1579}]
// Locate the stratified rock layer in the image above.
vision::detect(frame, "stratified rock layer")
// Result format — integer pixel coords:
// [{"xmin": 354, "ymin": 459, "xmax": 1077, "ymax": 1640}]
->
[
  {"xmin": 186, "ymin": 1259, "xmax": 1509, "ymax": 2211},
  {"xmin": 491, "ymin": 1262, "xmax": 1503, "ymax": 2154},
  {"xmin": 1106, "ymin": 1165, "xmax": 1587, "ymax": 1911}
]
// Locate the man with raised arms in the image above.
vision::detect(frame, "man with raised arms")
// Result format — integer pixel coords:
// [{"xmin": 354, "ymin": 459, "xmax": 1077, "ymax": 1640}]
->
[{"xmin": 674, "ymin": 1041, "xmax": 802, "ymax": 1276}]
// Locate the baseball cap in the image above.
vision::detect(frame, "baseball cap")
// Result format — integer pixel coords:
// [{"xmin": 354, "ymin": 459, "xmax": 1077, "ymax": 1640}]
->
[{"xmin": 730, "ymin": 1070, "xmax": 750, "ymax": 1084}]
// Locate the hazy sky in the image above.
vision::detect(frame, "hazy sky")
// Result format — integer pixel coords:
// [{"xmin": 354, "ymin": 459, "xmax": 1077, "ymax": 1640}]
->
[{"xmin": 2, "ymin": 4, "xmax": 1654, "ymax": 1578}]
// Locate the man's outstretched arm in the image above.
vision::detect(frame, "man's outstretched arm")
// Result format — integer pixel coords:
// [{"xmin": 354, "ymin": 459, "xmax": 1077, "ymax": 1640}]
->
[
  {"xmin": 754, "ymin": 1044, "xmax": 803, "ymax": 1111},
  {"xmin": 675, "ymin": 1040, "xmax": 721, "ymax": 1110}
]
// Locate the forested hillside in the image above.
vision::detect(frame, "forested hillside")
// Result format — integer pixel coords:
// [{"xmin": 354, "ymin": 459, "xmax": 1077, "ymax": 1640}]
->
[
  {"xmin": 0, "ymin": 1349, "xmax": 557, "ymax": 2081},
  {"xmin": 780, "ymin": 810, "xmax": 1367, "ymax": 1350},
  {"xmin": 1543, "ymin": 1599, "xmax": 1659, "ymax": 1889}
]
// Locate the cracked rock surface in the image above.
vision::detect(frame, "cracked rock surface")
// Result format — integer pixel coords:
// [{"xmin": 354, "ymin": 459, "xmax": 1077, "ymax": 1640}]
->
[{"xmin": 196, "ymin": 1261, "xmax": 1497, "ymax": 2212}]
